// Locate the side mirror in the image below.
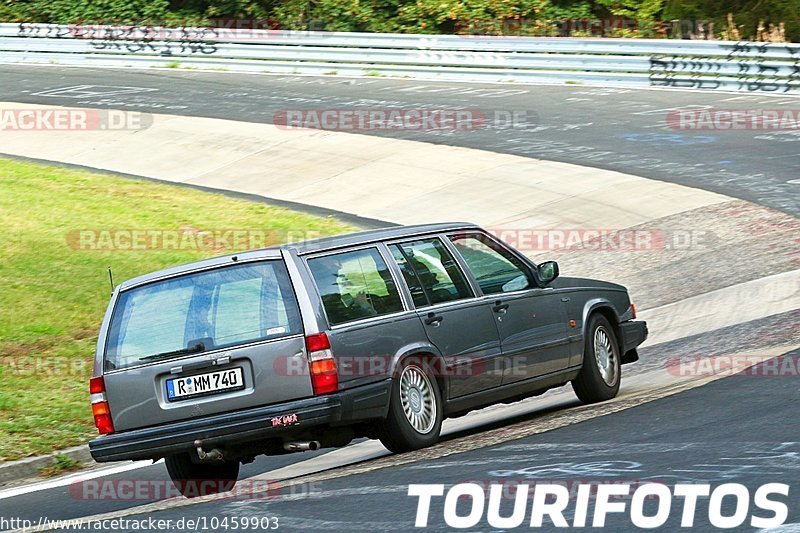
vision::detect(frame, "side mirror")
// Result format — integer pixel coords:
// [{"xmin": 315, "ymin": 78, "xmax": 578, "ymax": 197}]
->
[{"xmin": 537, "ymin": 261, "xmax": 559, "ymax": 285}]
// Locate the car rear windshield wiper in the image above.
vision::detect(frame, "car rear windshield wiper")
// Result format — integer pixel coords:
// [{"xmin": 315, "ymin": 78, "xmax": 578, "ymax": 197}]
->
[{"xmin": 138, "ymin": 341, "xmax": 206, "ymax": 362}]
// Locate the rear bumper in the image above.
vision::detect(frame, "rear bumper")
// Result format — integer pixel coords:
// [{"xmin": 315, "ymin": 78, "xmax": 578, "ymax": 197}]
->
[
  {"xmin": 89, "ymin": 379, "xmax": 391, "ymax": 463},
  {"xmin": 619, "ymin": 320, "xmax": 648, "ymax": 364}
]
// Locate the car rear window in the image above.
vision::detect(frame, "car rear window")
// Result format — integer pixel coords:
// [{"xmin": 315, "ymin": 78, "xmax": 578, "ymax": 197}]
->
[{"xmin": 104, "ymin": 261, "xmax": 302, "ymax": 371}]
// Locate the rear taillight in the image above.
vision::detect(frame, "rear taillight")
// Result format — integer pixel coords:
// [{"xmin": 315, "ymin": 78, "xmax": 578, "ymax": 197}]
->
[
  {"xmin": 305, "ymin": 333, "xmax": 338, "ymax": 395},
  {"xmin": 631, "ymin": 303, "xmax": 637, "ymax": 319},
  {"xmin": 90, "ymin": 376, "xmax": 115, "ymax": 435}
]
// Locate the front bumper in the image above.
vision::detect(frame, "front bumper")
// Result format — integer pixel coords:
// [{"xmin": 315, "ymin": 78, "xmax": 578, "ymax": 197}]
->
[
  {"xmin": 619, "ymin": 320, "xmax": 648, "ymax": 364},
  {"xmin": 89, "ymin": 379, "xmax": 391, "ymax": 463}
]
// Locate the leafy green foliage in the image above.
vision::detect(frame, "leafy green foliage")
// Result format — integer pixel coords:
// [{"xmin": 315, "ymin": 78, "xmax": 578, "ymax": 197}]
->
[
  {"xmin": 8, "ymin": 0, "xmax": 169, "ymax": 23},
  {"xmin": 664, "ymin": 0, "xmax": 800, "ymax": 41},
  {"xmin": 2, "ymin": 0, "xmax": 797, "ymax": 40},
  {"xmin": 272, "ymin": 0, "xmax": 398, "ymax": 32},
  {"xmin": 595, "ymin": 0, "xmax": 663, "ymax": 20}
]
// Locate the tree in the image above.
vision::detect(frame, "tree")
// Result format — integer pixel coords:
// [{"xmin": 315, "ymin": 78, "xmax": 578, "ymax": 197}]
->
[{"xmin": 664, "ymin": 0, "xmax": 800, "ymax": 41}]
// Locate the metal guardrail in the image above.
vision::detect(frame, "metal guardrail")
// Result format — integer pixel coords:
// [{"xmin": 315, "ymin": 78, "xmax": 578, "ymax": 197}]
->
[{"xmin": 1, "ymin": 23, "xmax": 799, "ymax": 93}]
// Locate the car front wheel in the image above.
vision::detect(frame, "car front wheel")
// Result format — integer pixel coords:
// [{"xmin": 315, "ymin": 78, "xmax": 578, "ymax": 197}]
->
[
  {"xmin": 572, "ymin": 314, "xmax": 621, "ymax": 403},
  {"xmin": 165, "ymin": 453, "xmax": 240, "ymax": 498},
  {"xmin": 378, "ymin": 359, "xmax": 443, "ymax": 453}
]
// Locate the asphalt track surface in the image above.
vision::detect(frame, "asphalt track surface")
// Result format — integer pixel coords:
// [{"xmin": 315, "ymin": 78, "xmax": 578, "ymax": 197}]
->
[
  {"xmin": 117, "ymin": 350, "xmax": 800, "ymax": 532},
  {"xmin": 0, "ymin": 65, "xmax": 798, "ymax": 216},
  {"xmin": 2, "ymin": 449, "xmax": 329, "ymax": 523},
  {"xmin": 1, "ymin": 307, "xmax": 797, "ymax": 530},
  {"xmin": 0, "ymin": 66, "xmax": 798, "ymax": 531}
]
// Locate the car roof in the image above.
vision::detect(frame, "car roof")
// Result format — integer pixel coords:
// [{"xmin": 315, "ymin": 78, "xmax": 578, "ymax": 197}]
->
[
  {"xmin": 117, "ymin": 222, "xmax": 480, "ymax": 290},
  {"xmin": 286, "ymin": 222, "xmax": 479, "ymax": 254}
]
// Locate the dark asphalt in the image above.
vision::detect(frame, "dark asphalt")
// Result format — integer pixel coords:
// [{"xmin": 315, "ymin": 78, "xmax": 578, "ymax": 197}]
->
[
  {"xmin": 0, "ymin": 448, "xmax": 334, "ymax": 527},
  {"xmin": 119, "ymin": 349, "xmax": 800, "ymax": 532},
  {"xmin": 0, "ymin": 66, "xmax": 798, "ymax": 216}
]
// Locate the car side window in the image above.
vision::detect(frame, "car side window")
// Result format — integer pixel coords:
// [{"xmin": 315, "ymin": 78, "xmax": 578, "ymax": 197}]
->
[
  {"xmin": 389, "ymin": 245, "xmax": 430, "ymax": 308},
  {"xmin": 450, "ymin": 233, "xmax": 533, "ymax": 295},
  {"xmin": 307, "ymin": 248, "xmax": 404, "ymax": 326},
  {"xmin": 388, "ymin": 238, "xmax": 473, "ymax": 306}
]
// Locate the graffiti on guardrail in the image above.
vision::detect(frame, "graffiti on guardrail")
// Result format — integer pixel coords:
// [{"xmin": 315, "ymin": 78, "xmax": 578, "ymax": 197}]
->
[
  {"xmin": 724, "ymin": 41, "xmax": 800, "ymax": 59},
  {"xmin": 17, "ymin": 23, "xmax": 218, "ymax": 55},
  {"xmin": 87, "ymin": 26, "xmax": 218, "ymax": 55},
  {"xmin": 10, "ymin": 24, "xmax": 800, "ymax": 93},
  {"xmin": 649, "ymin": 58, "xmax": 722, "ymax": 73},
  {"xmin": 16, "ymin": 23, "xmax": 74, "ymax": 39},
  {"xmin": 648, "ymin": 61, "xmax": 722, "ymax": 90},
  {"xmin": 648, "ymin": 46, "xmax": 800, "ymax": 93}
]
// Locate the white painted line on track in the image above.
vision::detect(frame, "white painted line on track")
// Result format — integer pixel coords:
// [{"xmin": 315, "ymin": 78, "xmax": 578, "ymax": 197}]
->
[{"xmin": 0, "ymin": 460, "xmax": 161, "ymax": 500}]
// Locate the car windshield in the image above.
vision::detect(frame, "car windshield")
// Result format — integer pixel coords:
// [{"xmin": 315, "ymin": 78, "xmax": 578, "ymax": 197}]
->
[{"xmin": 104, "ymin": 261, "xmax": 302, "ymax": 371}]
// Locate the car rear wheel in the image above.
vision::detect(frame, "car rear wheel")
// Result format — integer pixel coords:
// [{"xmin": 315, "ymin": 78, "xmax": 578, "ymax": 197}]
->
[
  {"xmin": 165, "ymin": 453, "xmax": 240, "ymax": 498},
  {"xmin": 572, "ymin": 314, "xmax": 621, "ymax": 403},
  {"xmin": 378, "ymin": 359, "xmax": 443, "ymax": 453}
]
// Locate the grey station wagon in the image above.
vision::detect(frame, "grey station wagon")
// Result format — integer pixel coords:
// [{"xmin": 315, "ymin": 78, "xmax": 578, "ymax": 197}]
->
[{"xmin": 89, "ymin": 223, "xmax": 647, "ymax": 497}]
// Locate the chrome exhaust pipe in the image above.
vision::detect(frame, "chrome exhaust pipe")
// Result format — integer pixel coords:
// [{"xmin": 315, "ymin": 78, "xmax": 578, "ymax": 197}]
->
[
  {"xmin": 194, "ymin": 440, "xmax": 224, "ymax": 462},
  {"xmin": 283, "ymin": 441, "xmax": 321, "ymax": 452}
]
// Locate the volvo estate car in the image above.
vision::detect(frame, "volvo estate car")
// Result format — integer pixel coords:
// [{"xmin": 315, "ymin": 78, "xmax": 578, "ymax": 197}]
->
[{"xmin": 88, "ymin": 222, "xmax": 648, "ymax": 497}]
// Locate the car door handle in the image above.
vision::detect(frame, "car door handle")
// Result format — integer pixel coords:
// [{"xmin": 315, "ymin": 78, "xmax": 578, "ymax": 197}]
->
[
  {"xmin": 424, "ymin": 313, "xmax": 443, "ymax": 326},
  {"xmin": 492, "ymin": 301, "xmax": 509, "ymax": 313}
]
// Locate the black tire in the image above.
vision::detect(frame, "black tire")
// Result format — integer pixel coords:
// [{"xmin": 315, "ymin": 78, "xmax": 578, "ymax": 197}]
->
[
  {"xmin": 572, "ymin": 314, "xmax": 621, "ymax": 404},
  {"xmin": 378, "ymin": 358, "xmax": 443, "ymax": 453},
  {"xmin": 165, "ymin": 453, "xmax": 240, "ymax": 498}
]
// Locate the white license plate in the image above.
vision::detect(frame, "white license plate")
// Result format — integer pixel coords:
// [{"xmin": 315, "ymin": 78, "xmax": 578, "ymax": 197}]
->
[{"xmin": 166, "ymin": 367, "xmax": 245, "ymax": 401}]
